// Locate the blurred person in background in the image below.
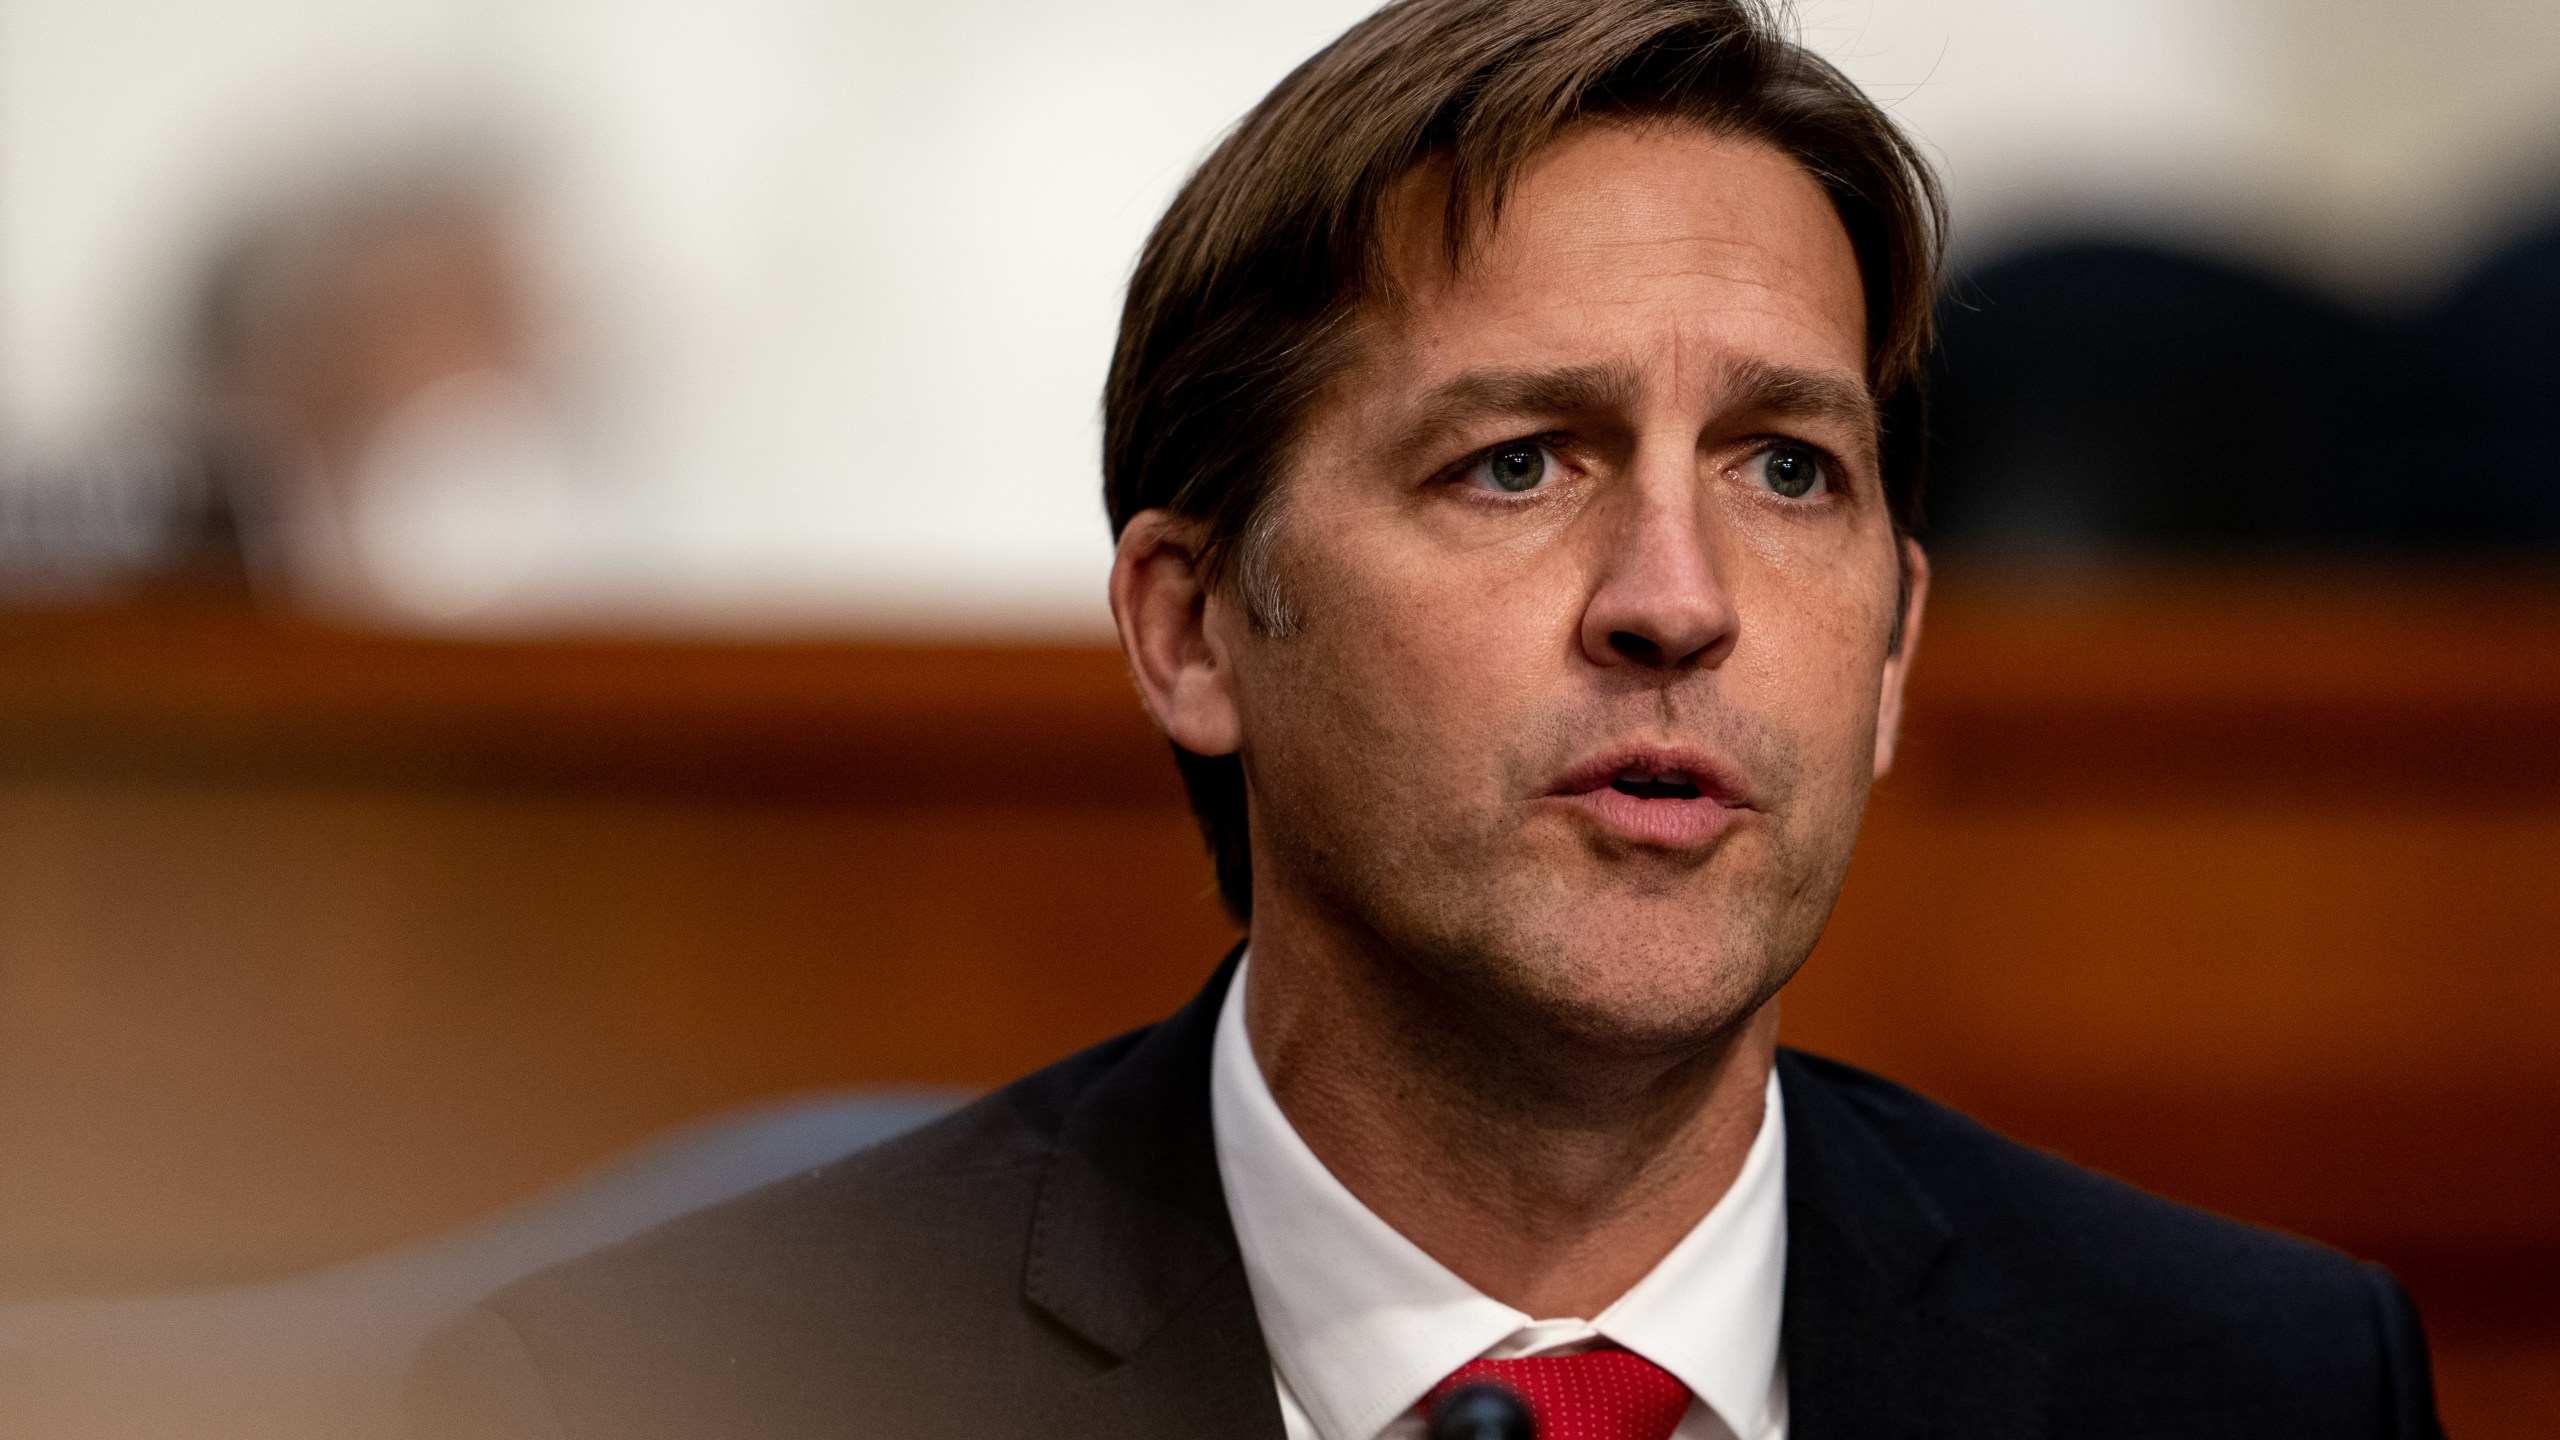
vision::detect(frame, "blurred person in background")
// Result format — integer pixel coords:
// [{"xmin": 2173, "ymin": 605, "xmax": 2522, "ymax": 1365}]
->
[
  {"xmin": 1923, "ymin": 224, "xmax": 2560, "ymax": 557},
  {"xmin": 0, "ymin": 160, "xmax": 578, "ymax": 623},
  {"xmin": 190, "ymin": 162, "xmax": 579, "ymax": 626},
  {"xmin": 402, "ymin": 2, "xmax": 2442, "ymax": 1438}
]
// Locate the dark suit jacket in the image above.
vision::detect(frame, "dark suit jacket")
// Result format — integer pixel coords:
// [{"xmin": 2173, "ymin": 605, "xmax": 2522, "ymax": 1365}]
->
[{"xmin": 404, "ymin": 956, "xmax": 2442, "ymax": 1439}]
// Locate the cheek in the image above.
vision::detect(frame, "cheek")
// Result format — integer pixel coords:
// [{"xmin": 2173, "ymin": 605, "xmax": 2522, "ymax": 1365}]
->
[
  {"xmin": 1728, "ymin": 540, "xmax": 1898, "ymax": 758},
  {"xmin": 1246, "ymin": 531, "xmax": 1574, "ymax": 809},
  {"xmin": 1324, "ymin": 512, "xmax": 1582, "ymax": 692},
  {"xmin": 1725, "ymin": 484, "xmax": 1898, "ymax": 642}
]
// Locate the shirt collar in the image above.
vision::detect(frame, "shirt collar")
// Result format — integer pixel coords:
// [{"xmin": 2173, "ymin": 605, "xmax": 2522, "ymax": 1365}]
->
[{"xmin": 1210, "ymin": 954, "xmax": 1788, "ymax": 1440}]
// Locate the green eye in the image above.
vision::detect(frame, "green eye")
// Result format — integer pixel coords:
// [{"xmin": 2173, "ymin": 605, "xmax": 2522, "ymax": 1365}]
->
[
  {"xmin": 1470, "ymin": 443, "xmax": 1553, "ymax": 493},
  {"xmin": 1756, "ymin": 444, "xmax": 1825, "ymax": 498}
]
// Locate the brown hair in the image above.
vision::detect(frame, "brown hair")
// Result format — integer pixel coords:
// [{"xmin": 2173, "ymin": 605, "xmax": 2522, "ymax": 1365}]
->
[{"xmin": 1103, "ymin": 0, "xmax": 1946, "ymax": 922}]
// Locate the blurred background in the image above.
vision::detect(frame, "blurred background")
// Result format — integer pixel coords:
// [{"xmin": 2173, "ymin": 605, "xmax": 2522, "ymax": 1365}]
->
[{"xmin": 0, "ymin": 0, "xmax": 2554, "ymax": 1434}]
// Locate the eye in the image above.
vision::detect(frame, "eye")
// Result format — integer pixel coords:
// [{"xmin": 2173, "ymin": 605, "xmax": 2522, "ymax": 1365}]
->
[
  {"xmin": 1747, "ymin": 442, "xmax": 1829, "ymax": 499},
  {"xmin": 1461, "ymin": 441, "xmax": 1561, "ymax": 495}
]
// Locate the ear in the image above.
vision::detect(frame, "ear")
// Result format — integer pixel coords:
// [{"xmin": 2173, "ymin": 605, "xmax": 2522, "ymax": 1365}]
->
[
  {"xmin": 1110, "ymin": 509, "xmax": 1245, "ymax": 757},
  {"xmin": 1872, "ymin": 536, "xmax": 1929, "ymax": 780}
]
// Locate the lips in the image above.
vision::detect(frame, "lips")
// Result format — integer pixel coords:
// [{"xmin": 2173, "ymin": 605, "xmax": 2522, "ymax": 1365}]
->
[
  {"xmin": 1606, "ymin": 766, "xmax": 1708, "ymax": 801},
  {"xmin": 1544, "ymin": 746, "xmax": 1752, "ymax": 850}
]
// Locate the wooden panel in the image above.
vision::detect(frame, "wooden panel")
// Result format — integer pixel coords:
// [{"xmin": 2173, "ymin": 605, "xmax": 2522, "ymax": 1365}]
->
[
  {"xmin": 1795, "ymin": 571, "xmax": 2560, "ymax": 1435},
  {"xmin": 0, "ymin": 784, "xmax": 1237, "ymax": 1292},
  {"xmin": 0, "ymin": 609, "xmax": 1180, "ymax": 803},
  {"xmin": 0, "ymin": 572, "xmax": 2553, "ymax": 1431}
]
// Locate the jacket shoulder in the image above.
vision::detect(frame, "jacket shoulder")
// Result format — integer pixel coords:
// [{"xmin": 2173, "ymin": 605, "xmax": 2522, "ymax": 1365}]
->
[
  {"xmin": 1783, "ymin": 1048, "xmax": 2369, "ymax": 1295},
  {"xmin": 404, "ymin": 1028, "xmax": 1152, "ymax": 1440},
  {"xmin": 1779, "ymin": 1049, "xmax": 2438, "ymax": 1434}
]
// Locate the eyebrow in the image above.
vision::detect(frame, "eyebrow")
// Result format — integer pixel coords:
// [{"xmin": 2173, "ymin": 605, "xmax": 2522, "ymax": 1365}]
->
[
  {"xmin": 1389, "ymin": 357, "xmax": 1877, "ymax": 460},
  {"xmin": 1720, "ymin": 358, "xmax": 1879, "ymax": 450},
  {"xmin": 1392, "ymin": 362, "xmax": 1644, "ymax": 459}
]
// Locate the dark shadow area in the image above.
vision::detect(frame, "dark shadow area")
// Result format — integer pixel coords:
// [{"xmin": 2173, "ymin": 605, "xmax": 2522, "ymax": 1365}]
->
[{"xmin": 1927, "ymin": 219, "xmax": 2560, "ymax": 555}]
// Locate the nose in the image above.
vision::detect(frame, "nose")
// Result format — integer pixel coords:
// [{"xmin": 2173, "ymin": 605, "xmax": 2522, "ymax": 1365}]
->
[{"xmin": 1577, "ymin": 471, "xmax": 1737, "ymax": 672}]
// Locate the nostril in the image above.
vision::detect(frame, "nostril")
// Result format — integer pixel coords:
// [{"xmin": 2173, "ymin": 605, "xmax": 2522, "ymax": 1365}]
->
[{"xmin": 1608, "ymin": 630, "xmax": 1666, "ymax": 667}]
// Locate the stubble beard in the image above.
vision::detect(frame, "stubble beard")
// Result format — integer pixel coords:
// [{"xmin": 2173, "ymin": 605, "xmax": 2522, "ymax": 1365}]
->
[
  {"xmin": 1230, "ymin": 522, "xmax": 1877, "ymax": 1122},
  {"xmin": 1243, "ymin": 675, "xmax": 1866, "ymax": 1127}
]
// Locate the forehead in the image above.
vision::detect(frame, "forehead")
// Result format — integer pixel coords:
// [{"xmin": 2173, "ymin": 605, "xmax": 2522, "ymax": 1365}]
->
[{"xmin": 1366, "ymin": 123, "xmax": 1867, "ymax": 392}]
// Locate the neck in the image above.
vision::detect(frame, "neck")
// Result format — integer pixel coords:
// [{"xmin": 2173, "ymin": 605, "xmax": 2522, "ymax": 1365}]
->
[{"xmin": 1241, "ymin": 909, "xmax": 1778, "ymax": 1320}]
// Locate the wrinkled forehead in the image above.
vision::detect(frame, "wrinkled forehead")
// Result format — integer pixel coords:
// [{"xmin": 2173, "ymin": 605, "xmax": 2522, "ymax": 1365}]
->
[{"xmin": 1361, "ymin": 121, "xmax": 1870, "ymax": 387}]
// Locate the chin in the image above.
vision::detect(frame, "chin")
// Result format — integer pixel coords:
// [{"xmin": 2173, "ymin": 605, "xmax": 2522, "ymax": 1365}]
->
[{"xmin": 1434, "ymin": 900, "xmax": 1801, "ymax": 1057}]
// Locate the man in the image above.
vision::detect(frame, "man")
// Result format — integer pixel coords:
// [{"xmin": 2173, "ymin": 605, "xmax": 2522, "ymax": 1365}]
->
[{"xmin": 405, "ymin": 2, "xmax": 2444, "ymax": 1436}]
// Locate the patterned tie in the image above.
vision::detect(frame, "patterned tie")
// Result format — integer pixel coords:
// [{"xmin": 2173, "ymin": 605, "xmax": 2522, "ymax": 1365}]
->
[{"xmin": 1422, "ymin": 1346, "xmax": 1693, "ymax": 1440}]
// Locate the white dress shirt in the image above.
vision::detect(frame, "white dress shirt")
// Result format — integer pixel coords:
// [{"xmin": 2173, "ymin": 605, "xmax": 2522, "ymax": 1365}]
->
[{"xmin": 1210, "ymin": 957, "xmax": 1790, "ymax": 1440}]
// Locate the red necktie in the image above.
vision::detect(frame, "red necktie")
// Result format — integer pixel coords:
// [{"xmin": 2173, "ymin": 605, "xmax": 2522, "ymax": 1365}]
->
[{"xmin": 1422, "ymin": 1346, "xmax": 1693, "ymax": 1440}]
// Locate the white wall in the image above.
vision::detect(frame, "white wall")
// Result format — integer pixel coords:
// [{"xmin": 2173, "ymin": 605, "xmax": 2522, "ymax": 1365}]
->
[
  {"xmin": 6, "ymin": 0, "xmax": 2559, "ymax": 632},
  {"xmin": 1805, "ymin": 0, "xmax": 2560, "ymax": 294}
]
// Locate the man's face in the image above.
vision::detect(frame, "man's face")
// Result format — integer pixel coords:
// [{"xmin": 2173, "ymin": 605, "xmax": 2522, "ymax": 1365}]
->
[{"xmin": 1224, "ymin": 122, "xmax": 1918, "ymax": 1051}]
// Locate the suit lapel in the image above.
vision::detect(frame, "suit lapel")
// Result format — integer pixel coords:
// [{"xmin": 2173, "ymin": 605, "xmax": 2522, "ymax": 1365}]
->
[
  {"xmin": 1021, "ymin": 948, "xmax": 1287, "ymax": 1440},
  {"xmin": 1010, "ymin": 977, "xmax": 2048, "ymax": 1440},
  {"xmin": 1778, "ymin": 1051, "xmax": 2050, "ymax": 1440},
  {"xmin": 1031, "ymin": 1257, "xmax": 1286, "ymax": 1440}
]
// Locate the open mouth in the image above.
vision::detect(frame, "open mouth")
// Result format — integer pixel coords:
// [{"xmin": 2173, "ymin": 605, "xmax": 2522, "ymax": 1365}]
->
[
  {"xmin": 1544, "ymin": 749, "xmax": 1748, "ymax": 850},
  {"xmin": 1610, "ymin": 767, "xmax": 1705, "ymax": 801}
]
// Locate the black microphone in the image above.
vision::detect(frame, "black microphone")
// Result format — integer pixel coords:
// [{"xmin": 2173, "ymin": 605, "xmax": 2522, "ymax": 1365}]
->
[{"xmin": 1428, "ymin": 1381, "xmax": 1536, "ymax": 1440}]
